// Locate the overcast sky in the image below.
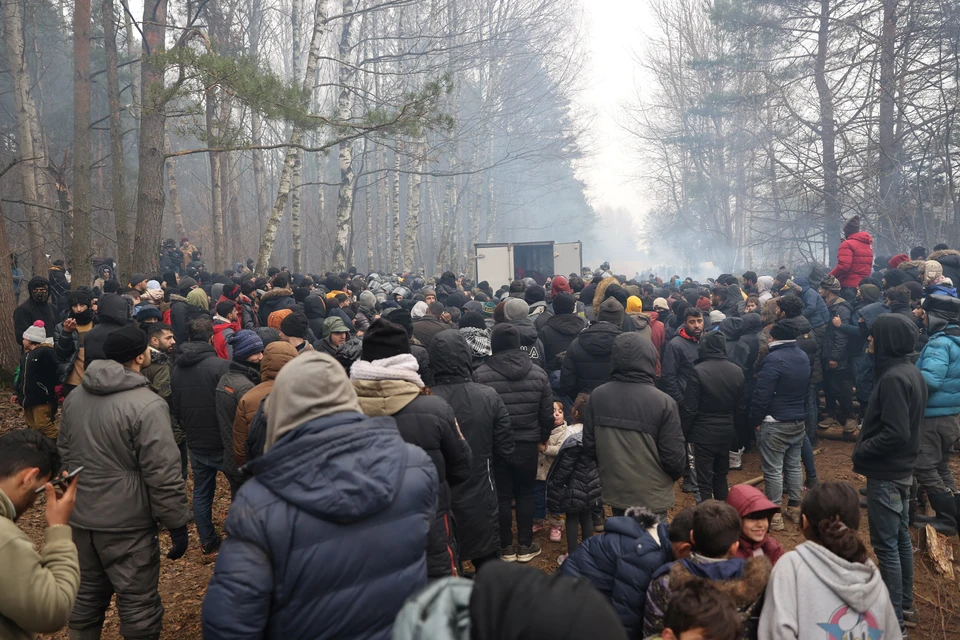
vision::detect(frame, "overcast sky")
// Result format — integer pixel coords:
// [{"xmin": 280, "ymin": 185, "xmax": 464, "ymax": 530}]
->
[{"xmin": 577, "ymin": 1, "xmax": 651, "ymax": 217}]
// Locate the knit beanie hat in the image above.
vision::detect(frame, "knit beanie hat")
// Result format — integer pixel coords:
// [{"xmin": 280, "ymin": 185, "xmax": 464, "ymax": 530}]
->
[
  {"xmin": 386, "ymin": 309, "xmax": 414, "ymax": 337},
  {"xmin": 359, "ymin": 290, "xmax": 377, "ymax": 309},
  {"xmin": 775, "ymin": 269, "xmax": 792, "ymax": 285},
  {"xmin": 279, "ymin": 312, "xmax": 309, "ymax": 339},
  {"xmin": 553, "ymin": 292, "xmax": 575, "ymax": 315},
  {"xmin": 524, "ymin": 286, "xmax": 545, "ymax": 305},
  {"xmin": 626, "ymin": 296, "xmax": 643, "ymax": 314},
  {"xmin": 459, "ymin": 311, "xmax": 487, "ymax": 330},
  {"xmin": 222, "ymin": 283, "xmax": 241, "ymax": 300},
  {"xmin": 696, "ymin": 296, "xmax": 712, "ymax": 311},
  {"xmin": 888, "ymin": 254, "xmax": 910, "ymax": 270},
  {"xmin": 490, "ymin": 323, "xmax": 521, "ymax": 353},
  {"xmin": 819, "ymin": 275, "xmax": 841, "ymax": 293},
  {"xmin": 653, "ymin": 297, "xmax": 669, "ymax": 311},
  {"xmin": 146, "ymin": 280, "xmax": 162, "ymax": 292},
  {"xmin": 130, "ymin": 273, "xmax": 149, "ymax": 288},
  {"xmin": 22, "ymin": 320, "xmax": 49, "ymax": 344},
  {"xmin": 267, "ymin": 308, "xmax": 293, "ymax": 330},
  {"xmin": 103, "ymin": 324, "xmax": 149, "ymax": 363},
  {"xmin": 482, "ymin": 301, "xmax": 497, "ymax": 321},
  {"xmin": 881, "ymin": 269, "xmax": 910, "ymax": 289},
  {"xmin": 67, "ymin": 289, "xmax": 92, "ymax": 308},
  {"xmin": 924, "ymin": 260, "xmax": 944, "ymax": 286},
  {"xmin": 229, "ymin": 329, "xmax": 264, "ymax": 361},
  {"xmin": 503, "ymin": 298, "xmax": 530, "ymax": 322},
  {"xmin": 709, "ymin": 309, "xmax": 726, "ymax": 325},
  {"xmin": 859, "ymin": 283, "xmax": 881, "ymax": 303},
  {"xmin": 604, "ymin": 284, "xmax": 628, "ymax": 308},
  {"xmin": 842, "ymin": 215, "xmax": 860, "ymax": 237},
  {"xmin": 361, "ymin": 319, "xmax": 411, "ymax": 361},
  {"xmin": 551, "ymin": 276, "xmax": 571, "ymax": 296},
  {"xmin": 598, "ymin": 298, "xmax": 624, "ymax": 326}
]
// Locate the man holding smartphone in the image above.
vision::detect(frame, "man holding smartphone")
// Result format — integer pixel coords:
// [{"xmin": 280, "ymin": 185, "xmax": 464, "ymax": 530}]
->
[
  {"xmin": 59, "ymin": 324, "xmax": 190, "ymax": 640},
  {"xmin": 0, "ymin": 429, "xmax": 80, "ymax": 639}
]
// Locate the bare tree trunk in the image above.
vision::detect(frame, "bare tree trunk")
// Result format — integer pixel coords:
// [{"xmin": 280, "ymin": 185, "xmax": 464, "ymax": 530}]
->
[
  {"xmin": 366, "ymin": 173, "xmax": 374, "ymax": 271},
  {"xmin": 206, "ymin": 89, "xmax": 225, "ymax": 271},
  {"xmin": 290, "ymin": 0, "xmax": 304, "ymax": 273},
  {"xmin": 815, "ymin": 0, "xmax": 840, "ymax": 263},
  {"xmin": 254, "ymin": 0, "xmax": 326, "ymax": 273},
  {"xmin": 119, "ymin": 0, "xmax": 139, "ymax": 118},
  {"xmin": 4, "ymin": 0, "xmax": 47, "ymax": 276},
  {"xmin": 228, "ymin": 152, "xmax": 241, "ymax": 261},
  {"xmin": 333, "ymin": 0, "xmax": 359, "ymax": 271},
  {"xmin": 249, "ymin": 0, "xmax": 267, "ymax": 239},
  {"xmin": 132, "ymin": 0, "xmax": 168, "ymax": 274},
  {"xmin": 877, "ymin": 0, "xmax": 899, "ymax": 254},
  {"xmin": 104, "ymin": 0, "xmax": 131, "ymax": 276},
  {"xmin": 163, "ymin": 133, "xmax": 186, "ymax": 240},
  {"xmin": 392, "ymin": 142, "xmax": 402, "ymax": 272},
  {"xmin": 403, "ymin": 141, "xmax": 424, "ymax": 273},
  {"xmin": 0, "ymin": 200, "xmax": 20, "ymax": 373}
]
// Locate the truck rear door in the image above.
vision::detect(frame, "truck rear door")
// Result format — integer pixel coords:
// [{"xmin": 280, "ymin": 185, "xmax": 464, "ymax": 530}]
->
[
  {"xmin": 553, "ymin": 241, "xmax": 582, "ymax": 277},
  {"xmin": 475, "ymin": 244, "xmax": 513, "ymax": 290}
]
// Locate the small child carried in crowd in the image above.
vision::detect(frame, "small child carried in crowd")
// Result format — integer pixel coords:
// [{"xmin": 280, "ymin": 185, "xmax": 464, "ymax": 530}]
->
[
  {"xmin": 647, "ymin": 580, "xmax": 743, "ymax": 640},
  {"xmin": 13, "ymin": 321, "xmax": 59, "ymax": 440},
  {"xmin": 535, "ymin": 400, "xmax": 569, "ymax": 541},
  {"xmin": 726, "ymin": 484, "xmax": 785, "ymax": 566},
  {"xmin": 545, "ymin": 394, "xmax": 600, "ymax": 564},
  {"xmin": 560, "ymin": 505, "xmax": 693, "ymax": 637},
  {"xmin": 759, "ymin": 482, "xmax": 902, "ymax": 640},
  {"xmin": 644, "ymin": 500, "xmax": 771, "ymax": 640}
]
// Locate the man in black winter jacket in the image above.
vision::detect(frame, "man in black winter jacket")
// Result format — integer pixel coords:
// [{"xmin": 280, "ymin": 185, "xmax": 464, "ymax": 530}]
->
[
  {"xmin": 659, "ymin": 308, "xmax": 703, "ymax": 404},
  {"xmin": 718, "ymin": 317, "xmax": 751, "ymax": 378},
  {"xmin": 819, "ymin": 275, "xmax": 856, "ymax": 433},
  {"xmin": 680, "ymin": 331, "xmax": 744, "ymax": 502},
  {"xmin": 83, "ymin": 293, "xmax": 132, "ymax": 366},
  {"xmin": 475, "ymin": 324, "xmax": 554, "ymax": 563},
  {"xmin": 171, "ymin": 317, "xmax": 233, "ymax": 555},
  {"xmin": 853, "ymin": 314, "xmax": 926, "ymax": 629},
  {"xmin": 13, "ymin": 277, "xmax": 60, "ymax": 343},
  {"xmin": 558, "ymin": 298, "xmax": 623, "ymax": 400},
  {"xmin": 539, "ymin": 293, "xmax": 583, "ymax": 374}
]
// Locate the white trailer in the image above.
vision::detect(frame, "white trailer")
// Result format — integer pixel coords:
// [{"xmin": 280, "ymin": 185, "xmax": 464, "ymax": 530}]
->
[{"xmin": 474, "ymin": 241, "xmax": 582, "ymax": 290}]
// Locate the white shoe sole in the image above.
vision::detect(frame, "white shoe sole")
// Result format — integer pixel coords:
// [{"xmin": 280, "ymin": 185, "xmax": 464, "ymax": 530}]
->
[{"xmin": 516, "ymin": 548, "xmax": 542, "ymax": 563}]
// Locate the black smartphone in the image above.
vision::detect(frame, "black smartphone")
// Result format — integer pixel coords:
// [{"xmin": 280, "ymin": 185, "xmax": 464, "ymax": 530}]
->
[{"xmin": 35, "ymin": 466, "xmax": 84, "ymax": 494}]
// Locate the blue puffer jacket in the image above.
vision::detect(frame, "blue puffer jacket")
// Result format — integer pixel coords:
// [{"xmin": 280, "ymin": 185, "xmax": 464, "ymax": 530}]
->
[
  {"xmin": 559, "ymin": 516, "xmax": 672, "ymax": 638},
  {"xmin": 201, "ymin": 411, "xmax": 439, "ymax": 640},
  {"xmin": 792, "ymin": 276, "xmax": 829, "ymax": 329},
  {"xmin": 917, "ymin": 328, "xmax": 960, "ymax": 417},
  {"xmin": 751, "ymin": 340, "xmax": 811, "ymax": 424}
]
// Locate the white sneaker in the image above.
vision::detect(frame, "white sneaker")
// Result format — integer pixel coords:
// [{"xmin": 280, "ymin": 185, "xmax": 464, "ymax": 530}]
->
[
  {"xmin": 557, "ymin": 553, "xmax": 568, "ymax": 566},
  {"xmin": 729, "ymin": 448, "xmax": 744, "ymax": 470}
]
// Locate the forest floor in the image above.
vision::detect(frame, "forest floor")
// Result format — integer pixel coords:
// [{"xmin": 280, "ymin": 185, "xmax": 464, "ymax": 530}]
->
[{"xmin": 2, "ymin": 401, "xmax": 958, "ymax": 639}]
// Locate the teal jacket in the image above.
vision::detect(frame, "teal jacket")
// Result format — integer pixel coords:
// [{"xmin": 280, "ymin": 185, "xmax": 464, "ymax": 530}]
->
[{"xmin": 917, "ymin": 328, "xmax": 960, "ymax": 417}]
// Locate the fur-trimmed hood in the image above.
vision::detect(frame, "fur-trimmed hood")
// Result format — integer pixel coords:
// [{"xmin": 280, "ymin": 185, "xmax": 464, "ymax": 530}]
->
[
  {"xmin": 898, "ymin": 259, "xmax": 925, "ymax": 271},
  {"xmin": 929, "ymin": 249, "xmax": 960, "ymax": 261},
  {"xmin": 260, "ymin": 287, "xmax": 294, "ymax": 302},
  {"xmin": 668, "ymin": 555, "xmax": 771, "ymax": 609},
  {"xmin": 592, "ymin": 277, "xmax": 620, "ymax": 315}
]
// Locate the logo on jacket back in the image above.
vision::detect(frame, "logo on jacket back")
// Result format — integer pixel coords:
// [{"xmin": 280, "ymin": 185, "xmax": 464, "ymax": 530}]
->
[{"xmin": 817, "ymin": 606, "xmax": 882, "ymax": 640}]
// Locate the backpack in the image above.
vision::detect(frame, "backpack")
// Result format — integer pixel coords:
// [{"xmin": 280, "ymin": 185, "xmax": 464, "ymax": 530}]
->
[{"xmin": 245, "ymin": 395, "xmax": 270, "ymax": 465}]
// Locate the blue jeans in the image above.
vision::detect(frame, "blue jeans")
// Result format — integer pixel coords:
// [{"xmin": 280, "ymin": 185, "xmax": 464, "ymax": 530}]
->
[
  {"xmin": 189, "ymin": 449, "xmax": 223, "ymax": 547},
  {"xmin": 866, "ymin": 477, "xmax": 914, "ymax": 624},
  {"xmin": 758, "ymin": 420, "xmax": 804, "ymax": 505},
  {"xmin": 534, "ymin": 480, "xmax": 547, "ymax": 521}
]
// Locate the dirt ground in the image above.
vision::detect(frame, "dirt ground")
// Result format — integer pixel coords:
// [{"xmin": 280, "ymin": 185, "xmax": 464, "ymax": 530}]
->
[{"xmin": 2, "ymin": 400, "xmax": 958, "ymax": 639}]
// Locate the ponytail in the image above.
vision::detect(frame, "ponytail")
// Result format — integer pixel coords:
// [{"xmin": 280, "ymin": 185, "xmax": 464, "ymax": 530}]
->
[{"xmin": 801, "ymin": 482, "xmax": 867, "ymax": 563}]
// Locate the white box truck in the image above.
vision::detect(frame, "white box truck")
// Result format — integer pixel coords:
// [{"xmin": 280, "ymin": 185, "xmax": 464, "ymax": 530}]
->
[{"xmin": 474, "ymin": 241, "xmax": 582, "ymax": 290}]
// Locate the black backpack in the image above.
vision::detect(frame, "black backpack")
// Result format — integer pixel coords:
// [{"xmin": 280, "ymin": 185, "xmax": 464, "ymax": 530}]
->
[{"xmin": 244, "ymin": 395, "xmax": 270, "ymax": 466}]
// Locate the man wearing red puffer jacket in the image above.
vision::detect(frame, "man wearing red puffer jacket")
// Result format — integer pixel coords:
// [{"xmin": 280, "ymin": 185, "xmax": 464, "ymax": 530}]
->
[{"xmin": 829, "ymin": 215, "xmax": 874, "ymax": 300}]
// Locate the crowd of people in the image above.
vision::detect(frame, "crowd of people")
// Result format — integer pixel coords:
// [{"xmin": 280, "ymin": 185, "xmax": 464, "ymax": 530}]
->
[{"xmin": 1, "ymin": 218, "xmax": 957, "ymax": 639}]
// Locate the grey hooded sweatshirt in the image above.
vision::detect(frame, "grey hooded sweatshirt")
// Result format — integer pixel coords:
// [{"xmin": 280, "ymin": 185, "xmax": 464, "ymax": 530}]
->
[{"xmin": 758, "ymin": 541, "xmax": 901, "ymax": 640}]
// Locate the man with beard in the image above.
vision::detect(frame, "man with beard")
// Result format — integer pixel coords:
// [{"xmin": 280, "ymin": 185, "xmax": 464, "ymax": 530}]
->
[
  {"xmin": 142, "ymin": 323, "xmax": 188, "ymax": 480},
  {"xmin": 55, "ymin": 290, "xmax": 97, "ymax": 397},
  {"xmin": 13, "ymin": 277, "xmax": 59, "ymax": 344},
  {"xmin": 660, "ymin": 307, "xmax": 705, "ymax": 495}
]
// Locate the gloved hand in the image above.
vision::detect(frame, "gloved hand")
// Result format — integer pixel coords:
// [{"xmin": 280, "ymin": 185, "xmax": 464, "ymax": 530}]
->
[{"xmin": 166, "ymin": 526, "xmax": 189, "ymax": 560}]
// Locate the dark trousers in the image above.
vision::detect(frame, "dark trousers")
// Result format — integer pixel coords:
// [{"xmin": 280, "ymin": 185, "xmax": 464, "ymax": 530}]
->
[
  {"xmin": 823, "ymin": 369, "xmax": 854, "ymax": 423},
  {"xmin": 70, "ymin": 527, "xmax": 162, "ymax": 638},
  {"xmin": 693, "ymin": 441, "xmax": 730, "ymax": 501},
  {"xmin": 565, "ymin": 510, "xmax": 593, "ymax": 554},
  {"xmin": 494, "ymin": 442, "xmax": 538, "ymax": 548}
]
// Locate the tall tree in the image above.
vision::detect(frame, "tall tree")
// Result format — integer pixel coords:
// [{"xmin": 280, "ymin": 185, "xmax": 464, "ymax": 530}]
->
[{"xmin": 104, "ymin": 0, "xmax": 131, "ymax": 274}]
